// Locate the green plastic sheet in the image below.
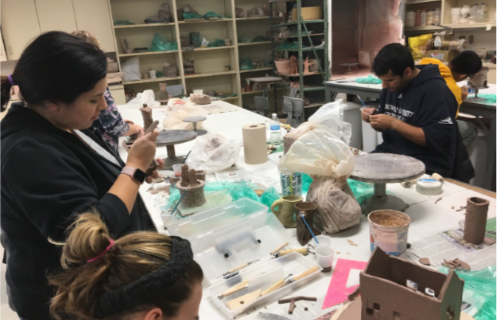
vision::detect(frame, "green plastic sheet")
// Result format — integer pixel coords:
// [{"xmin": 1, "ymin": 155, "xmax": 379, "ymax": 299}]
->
[
  {"xmin": 183, "ymin": 12, "xmax": 202, "ymax": 20},
  {"xmin": 207, "ymin": 39, "xmax": 226, "ymax": 47},
  {"xmin": 240, "ymin": 58, "xmax": 255, "ymax": 70},
  {"xmin": 440, "ymin": 265, "xmax": 496, "ymax": 320}
]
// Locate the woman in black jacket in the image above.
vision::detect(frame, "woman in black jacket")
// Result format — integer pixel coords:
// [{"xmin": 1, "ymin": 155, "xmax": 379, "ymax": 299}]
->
[{"xmin": 1, "ymin": 31, "xmax": 163, "ymax": 319}]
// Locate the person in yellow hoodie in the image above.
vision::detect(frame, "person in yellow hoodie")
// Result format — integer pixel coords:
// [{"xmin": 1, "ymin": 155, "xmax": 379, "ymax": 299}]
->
[{"xmin": 420, "ymin": 50, "xmax": 482, "ymax": 117}]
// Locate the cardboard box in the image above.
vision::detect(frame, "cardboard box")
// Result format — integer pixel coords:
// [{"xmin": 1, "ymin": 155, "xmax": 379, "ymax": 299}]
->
[{"xmin": 424, "ymin": 50, "xmax": 458, "ymax": 62}]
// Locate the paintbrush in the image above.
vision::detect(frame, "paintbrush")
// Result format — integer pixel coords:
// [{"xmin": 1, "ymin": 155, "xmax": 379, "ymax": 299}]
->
[
  {"xmin": 171, "ymin": 189, "xmax": 188, "ymax": 215},
  {"xmin": 357, "ymin": 95, "xmax": 377, "ymax": 115},
  {"xmin": 299, "ymin": 212, "xmax": 319, "ymax": 244}
]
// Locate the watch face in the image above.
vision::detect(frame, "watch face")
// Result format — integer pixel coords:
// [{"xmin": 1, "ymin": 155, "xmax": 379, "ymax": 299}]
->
[{"xmin": 134, "ymin": 169, "xmax": 146, "ymax": 183}]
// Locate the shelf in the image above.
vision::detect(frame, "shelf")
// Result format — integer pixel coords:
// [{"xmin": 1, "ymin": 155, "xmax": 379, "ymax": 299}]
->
[
  {"xmin": 279, "ymin": 86, "xmax": 326, "ymax": 92},
  {"xmin": 236, "ymin": 16, "xmax": 271, "ymax": 21},
  {"xmin": 184, "ymin": 46, "xmax": 235, "ymax": 52},
  {"xmin": 274, "ymin": 33, "xmax": 325, "ymax": 39},
  {"xmin": 273, "ymin": 46, "xmax": 325, "ymax": 52},
  {"xmin": 217, "ymin": 96, "xmax": 238, "ymax": 101},
  {"xmin": 178, "ymin": 18, "xmax": 233, "ymax": 24},
  {"xmin": 123, "ymin": 77, "xmax": 181, "ymax": 85},
  {"xmin": 114, "ymin": 22, "xmax": 175, "ymax": 29},
  {"xmin": 404, "ymin": 26, "xmax": 444, "ymax": 32},
  {"xmin": 444, "ymin": 23, "xmax": 496, "ymax": 29},
  {"xmin": 272, "ymin": 19, "xmax": 324, "ymax": 28},
  {"xmin": 185, "ymin": 71, "xmax": 238, "ymax": 79},
  {"xmin": 305, "ymin": 102, "xmax": 325, "ymax": 108},
  {"xmin": 238, "ymin": 41, "xmax": 272, "ymax": 46},
  {"xmin": 406, "ymin": 0, "xmax": 441, "ymax": 4},
  {"xmin": 241, "ymin": 89, "xmax": 281, "ymax": 95},
  {"xmin": 118, "ymin": 51, "xmax": 178, "ymax": 58},
  {"xmin": 240, "ymin": 67, "xmax": 274, "ymax": 73},
  {"xmin": 276, "ymin": 71, "xmax": 323, "ymax": 77}
]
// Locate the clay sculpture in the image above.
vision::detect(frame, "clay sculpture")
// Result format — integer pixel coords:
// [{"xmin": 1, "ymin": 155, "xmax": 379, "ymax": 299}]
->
[
  {"xmin": 357, "ymin": 248, "xmax": 464, "ymax": 320},
  {"xmin": 278, "ymin": 296, "xmax": 317, "ymax": 314},
  {"xmin": 176, "ymin": 164, "xmax": 206, "ymax": 208},
  {"xmin": 289, "ymin": 56, "xmax": 298, "ymax": 75},
  {"xmin": 303, "ymin": 57, "xmax": 312, "ymax": 74},
  {"xmin": 190, "ymin": 93, "xmax": 211, "ymax": 105},
  {"xmin": 295, "ymin": 202, "xmax": 320, "ymax": 245},
  {"xmin": 140, "ymin": 105, "xmax": 154, "ymax": 130},
  {"xmin": 463, "ymin": 197, "xmax": 489, "ymax": 245}
]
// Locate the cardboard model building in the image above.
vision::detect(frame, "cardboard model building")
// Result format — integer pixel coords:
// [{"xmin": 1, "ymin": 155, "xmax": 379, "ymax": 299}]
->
[{"xmin": 359, "ymin": 248, "xmax": 464, "ymax": 320}]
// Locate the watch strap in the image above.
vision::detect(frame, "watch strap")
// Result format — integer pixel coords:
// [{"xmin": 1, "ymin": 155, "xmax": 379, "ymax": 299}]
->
[{"xmin": 121, "ymin": 167, "xmax": 145, "ymax": 184}]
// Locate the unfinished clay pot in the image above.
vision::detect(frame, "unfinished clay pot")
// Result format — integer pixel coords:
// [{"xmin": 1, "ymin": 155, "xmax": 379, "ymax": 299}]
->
[
  {"xmin": 177, "ymin": 166, "xmax": 206, "ymax": 208},
  {"xmin": 195, "ymin": 170, "xmax": 206, "ymax": 182},
  {"xmin": 463, "ymin": 197, "xmax": 489, "ymax": 244},
  {"xmin": 140, "ymin": 105, "xmax": 153, "ymax": 130},
  {"xmin": 275, "ymin": 59, "xmax": 291, "ymax": 74},
  {"xmin": 295, "ymin": 202, "xmax": 320, "ymax": 245}
]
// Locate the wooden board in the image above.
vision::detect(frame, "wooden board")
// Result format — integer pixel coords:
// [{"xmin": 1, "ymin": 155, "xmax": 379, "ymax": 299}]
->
[{"xmin": 350, "ymin": 153, "xmax": 425, "ymax": 184}]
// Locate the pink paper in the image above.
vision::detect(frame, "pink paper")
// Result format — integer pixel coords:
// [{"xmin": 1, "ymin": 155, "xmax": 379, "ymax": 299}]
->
[{"xmin": 322, "ymin": 258, "xmax": 368, "ymax": 309}]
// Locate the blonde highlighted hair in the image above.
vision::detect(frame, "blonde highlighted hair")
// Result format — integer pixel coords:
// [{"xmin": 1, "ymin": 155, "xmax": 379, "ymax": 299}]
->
[
  {"xmin": 71, "ymin": 30, "xmax": 100, "ymax": 48},
  {"xmin": 49, "ymin": 212, "xmax": 203, "ymax": 320}
]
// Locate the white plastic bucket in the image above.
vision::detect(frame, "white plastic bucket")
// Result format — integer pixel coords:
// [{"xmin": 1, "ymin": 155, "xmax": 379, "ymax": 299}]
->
[{"xmin": 368, "ymin": 210, "xmax": 410, "ymax": 257}]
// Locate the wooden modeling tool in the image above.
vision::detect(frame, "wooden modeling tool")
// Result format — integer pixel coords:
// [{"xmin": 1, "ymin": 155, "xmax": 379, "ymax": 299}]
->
[
  {"xmin": 282, "ymin": 267, "xmax": 318, "ymax": 287},
  {"xmin": 223, "ymin": 260, "xmax": 260, "ymax": 276},
  {"xmin": 144, "ymin": 120, "xmax": 160, "ymax": 175},
  {"xmin": 218, "ymin": 280, "xmax": 249, "ymax": 300},
  {"xmin": 272, "ymin": 247, "xmax": 308, "ymax": 258},
  {"xmin": 261, "ymin": 278, "xmax": 286, "ymax": 296},
  {"xmin": 270, "ymin": 242, "xmax": 289, "ymax": 255},
  {"xmin": 225, "ymin": 289, "xmax": 262, "ymax": 310}
]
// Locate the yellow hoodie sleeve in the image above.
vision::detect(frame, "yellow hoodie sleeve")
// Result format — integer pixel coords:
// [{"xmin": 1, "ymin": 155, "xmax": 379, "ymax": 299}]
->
[{"xmin": 420, "ymin": 58, "xmax": 462, "ymax": 116}]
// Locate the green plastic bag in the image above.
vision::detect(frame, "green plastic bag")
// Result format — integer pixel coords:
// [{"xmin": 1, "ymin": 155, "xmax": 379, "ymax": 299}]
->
[
  {"xmin": 259, "ymin": 187, "xmax": 280, "ymax": 212},
  {"xmin": 240, "ymin": 58, "xmax": 255, "ymax": 70},
  {"xmin": 348, "ymin": 179, "xmax": 374, "ymax": 204},
  {"xmin": 355, "ymin": 74, "xmax": 382, "ymax": 84},
  {"xmin": 440, "ymin": 265, "xmax": 496, "ymax": 320},
  {"xmin": 207, "ymin": 39, "xmax": 226, "ymax": 47},
  {"xmin": 204, "ymin": 12, "xmax": 222, "ymax": 19},
  {"xmin": 302, "ymin": 174, "xmax": 313, "ymax": 194},
  {"xmin": 150, "ymin": 34, "xmax": 178, "ymax": 52},
  {"xmin": 183, "ymin": 12, "xmax": 202, "ymax": 20}
]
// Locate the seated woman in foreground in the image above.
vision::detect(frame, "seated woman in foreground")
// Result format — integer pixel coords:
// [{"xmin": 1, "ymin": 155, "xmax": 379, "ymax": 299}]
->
[{"xmin": 49, "ymin": 212, "xmax": 203, "ymax": 320}]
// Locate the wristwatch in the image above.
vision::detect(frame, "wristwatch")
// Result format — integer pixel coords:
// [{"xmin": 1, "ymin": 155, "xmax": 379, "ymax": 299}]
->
[{"xmin": 121, "ymin": 167, "xmax": 146, "ymax": 184}]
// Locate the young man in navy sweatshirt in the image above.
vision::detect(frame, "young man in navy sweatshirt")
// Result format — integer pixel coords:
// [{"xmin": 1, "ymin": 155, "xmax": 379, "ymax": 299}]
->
[{"xmin": 361, "ymin": 43, "xmax": 458, "ymax": 177}]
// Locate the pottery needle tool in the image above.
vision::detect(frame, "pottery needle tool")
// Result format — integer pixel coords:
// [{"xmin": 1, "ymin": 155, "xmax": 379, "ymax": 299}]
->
[
  {"xmin": 272, "ymin": 247, "xmax": 308, "ymax": 258},
  {"xmin": 270, "ymin": 242, "xmax": 289, "ymax": 256},
  {"xmin": 222, "ymin": 260, "xmax": 260, "ymax": 277},
  {"xmin": 298, "ymin": 212, "xmax": 319, "ymax": 244},
  {"xmin": 217, "ymin": 280, "xmax": 249, "ymax": 300},
  {"xmin": 182, "ymin": 151, "xmax": 192, "ymax": 164},
  {"xmin": 144, "ymin": 120, "xmax": 160, "ymax": 175}
]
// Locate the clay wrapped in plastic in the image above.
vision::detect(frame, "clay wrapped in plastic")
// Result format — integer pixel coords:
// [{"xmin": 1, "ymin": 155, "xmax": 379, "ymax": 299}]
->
[
  {"xmin": 279, "ymin": 101, "xmax": 361, "ymax": 235},
  {"xmin": 186, "ymin": 133, "xmax": 241, "ymax": 173}
]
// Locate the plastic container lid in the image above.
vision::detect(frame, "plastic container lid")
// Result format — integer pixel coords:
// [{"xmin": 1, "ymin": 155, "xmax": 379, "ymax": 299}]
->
[{"xmin": 416, "ymin": 179, "xmax": 443, "ymax": 195}]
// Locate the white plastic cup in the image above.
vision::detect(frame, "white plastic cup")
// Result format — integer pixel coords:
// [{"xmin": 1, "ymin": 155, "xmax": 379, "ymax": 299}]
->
[
  {"xmin": 172, "ymin": 164, "xmax": 182, "ymax": 177},
  {"xmin": 149, "ymin": 70, "xmax": 157, "ymax": 79},
  {"xmin": 315, "ymin": 235, "xmax": 331, "ymax": 248},
  {"xmin": 193, "ymin": 89, "xmax": 203, "ymax": 94},
  {"xmin": 315, "ymin": 246, "xmax": 334, "ymax": 272}
]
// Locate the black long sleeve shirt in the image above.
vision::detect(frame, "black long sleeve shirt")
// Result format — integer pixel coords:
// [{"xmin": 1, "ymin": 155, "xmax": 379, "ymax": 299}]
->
[{"xmin": 1, "ymin": 103, "xmax": 155, "ymax": 319}]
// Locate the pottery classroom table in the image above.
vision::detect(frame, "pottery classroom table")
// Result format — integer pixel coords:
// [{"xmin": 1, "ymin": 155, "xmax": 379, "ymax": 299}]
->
[
  {"xmin": 117, "ymin": 101, "xmax": 496, "ymax": 320},
  {"xmin": 324, "ymin": 80, "xmax": 496, "ymax": 191}
]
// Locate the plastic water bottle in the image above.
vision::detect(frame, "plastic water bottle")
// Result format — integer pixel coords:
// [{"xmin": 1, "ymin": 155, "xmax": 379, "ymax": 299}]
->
[{"xmin": 270, "ymin": 113, "xmax": 281, "ymax": 146}]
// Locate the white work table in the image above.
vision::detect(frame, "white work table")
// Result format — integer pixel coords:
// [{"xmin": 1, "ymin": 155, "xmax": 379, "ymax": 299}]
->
[{"xmin": 117, "ymin": 102, "xmax": 496, "ymax": 320}]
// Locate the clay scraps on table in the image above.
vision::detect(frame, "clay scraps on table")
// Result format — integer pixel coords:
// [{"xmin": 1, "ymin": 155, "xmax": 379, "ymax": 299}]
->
[
  {"xmin": 419, "ymin": 257, "xmax": 430, "ymax": 266},
  {"xmin": 435, "ymin": 197, "xmax": 442, "ymax": 204},
  {"xmin": 347, "ymin": 239, "xmax": 358, "ymax": 247},
  {"xmin": 456, "ymin": 206, "xmax": 467, "ymax": 212},
  {"xmin": 442, "ymin": 258, "xmax": 471, "ymax": 271},
  {"xmin": 278, "ymin": 296, "xmax": 317, "ymax": 315}
]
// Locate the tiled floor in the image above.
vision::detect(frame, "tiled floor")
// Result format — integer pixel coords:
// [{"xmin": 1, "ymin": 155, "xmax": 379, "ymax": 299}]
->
[{"xmin": 0, "ymin": 248, "xmax": 19, "ymax": 320}]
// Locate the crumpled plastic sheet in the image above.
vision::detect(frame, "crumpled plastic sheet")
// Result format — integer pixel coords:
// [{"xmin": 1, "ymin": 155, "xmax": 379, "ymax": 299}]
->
[{"xmin": 355, "ymin": 74, "xmax": 382, "ymax": 84}]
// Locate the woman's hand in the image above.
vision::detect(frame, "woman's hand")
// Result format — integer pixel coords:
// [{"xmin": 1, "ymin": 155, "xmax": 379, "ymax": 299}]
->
[
  {"xmin": 126, "ymin": 130, "xmax": 158, "ymax": 172},
  {"xmin": 145, "ymin": 158, "xmax": 166, "ymax": 184},
  {"xmin": 124, "ymin": 123, "xmax": 143, "ymax": 137}
]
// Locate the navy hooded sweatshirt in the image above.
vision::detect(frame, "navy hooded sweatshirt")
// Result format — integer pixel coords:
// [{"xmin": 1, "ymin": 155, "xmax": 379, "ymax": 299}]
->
[{"xmin": 374, "ymin": 64, "xmax": 458, "ymax": 177}]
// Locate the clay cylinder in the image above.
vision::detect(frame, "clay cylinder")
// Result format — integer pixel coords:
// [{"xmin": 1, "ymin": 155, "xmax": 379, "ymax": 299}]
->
[
  {"xmin": 295, "ymin": 202, "xmax": 320, "ymax": 245},
  {"xmin": 177, "ymin": 179, "xmax": 206, "ymax": 208},
  {"xmin": 140, "ymin": 106, "xmax": 153, "ymax": 130},
  {"xmin": 195, "ymin": 170, "xmax": 206, "ymax": 181},
  {"xmin": 463, "ymin": 197, "xmax": 489, "ymax": 244}
]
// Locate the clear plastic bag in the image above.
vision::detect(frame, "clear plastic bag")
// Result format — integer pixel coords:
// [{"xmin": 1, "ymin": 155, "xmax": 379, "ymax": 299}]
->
[
  {"xmin": 186, "ymin": 134, "xmax": 242, "ymax": 173},
  {"xmin": 285, "ymin": 99, "xmax": 352, "ymax": 145},
  {"xmin": 122, "ymin": 57, "xmax": 141, "ymax": 81}
]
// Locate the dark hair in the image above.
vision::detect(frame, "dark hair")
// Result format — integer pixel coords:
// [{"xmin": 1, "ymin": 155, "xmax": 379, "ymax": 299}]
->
[
  {"xmin": 450, "ymin": 50, "xmax": 482, "ymax": 76},
  {"xmin": 49, "ymin": 213, "xmax": 203, "ymax": 320},
  {"xmin": 0, "ymin": 31, "xmax": 107, "ymax": 111},
  {"xmin": 372, "ymin": 43, "xmax": 415, "ymax": 77}
]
